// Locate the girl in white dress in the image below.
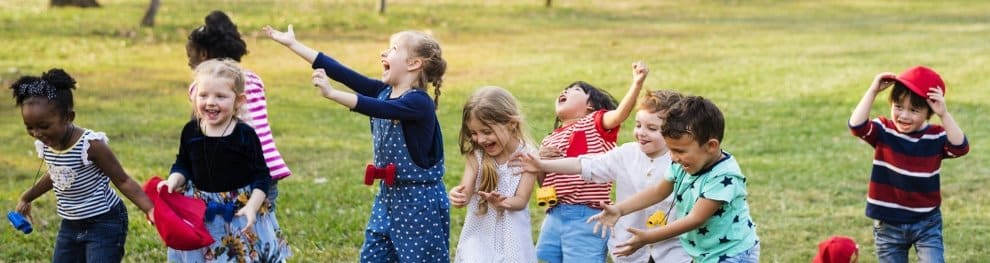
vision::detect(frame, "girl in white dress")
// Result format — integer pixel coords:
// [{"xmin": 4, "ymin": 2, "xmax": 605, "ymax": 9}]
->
[{"xmin": 449, "ymin": 86, "xmax": 538, "ymax": 263}]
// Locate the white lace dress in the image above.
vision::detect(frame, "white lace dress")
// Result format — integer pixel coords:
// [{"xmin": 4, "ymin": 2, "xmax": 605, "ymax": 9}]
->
[{"xmin": 454, "ymin": 150, "xmax": 536, "ymax": 263}]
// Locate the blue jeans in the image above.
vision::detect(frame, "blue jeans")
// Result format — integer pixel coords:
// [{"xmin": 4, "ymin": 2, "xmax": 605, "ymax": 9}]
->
[
  {"xmin": 267, "ymin": 179, "xmax": 280, "ymax": 211},
  {"xmin": 719, "ymin": 242, "xmax": 761, "ymax": 263},
  {"xmin": 53, "ymin": 202, "xmax": 128, "ymax": 263},
  {"xmin": 536, "ymin": 204, "xmax": 608, "ymax": 263},
  {"xmin": 874, "ymin": 210, "xmax": 944, "ymax": 263}
]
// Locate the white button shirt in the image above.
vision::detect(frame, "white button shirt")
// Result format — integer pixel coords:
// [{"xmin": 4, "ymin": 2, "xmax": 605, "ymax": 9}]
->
[{"xmin": 578, "ymin": 142, "xmax": 692, "ymax": 263}]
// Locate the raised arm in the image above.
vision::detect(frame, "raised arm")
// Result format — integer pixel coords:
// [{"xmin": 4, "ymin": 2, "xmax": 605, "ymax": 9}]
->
[
  {"xmin": 850, "ymin": 73, "xmax": 896, "ymax": 126},
  {"xmin": 925, "ymin": 87, "xmax": 966, "ymax": 145},
  {"xmin": 263, "ymin": 25, "xmax": 319, "ymax": 64},
  {"xmin": 603, "ymin": 61, "xmax": 648, "ymax": 130}
]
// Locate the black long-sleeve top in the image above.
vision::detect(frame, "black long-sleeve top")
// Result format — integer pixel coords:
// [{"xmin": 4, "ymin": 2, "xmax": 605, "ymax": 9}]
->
[{"xmin": 170, "ymin": 120, "xmax": 271, "ymax": 194}]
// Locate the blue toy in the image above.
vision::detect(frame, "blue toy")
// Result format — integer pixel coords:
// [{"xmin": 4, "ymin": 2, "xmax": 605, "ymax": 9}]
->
[{"xmin": 7, "ymin": 211, "xmax": 32, "ymax": 234}]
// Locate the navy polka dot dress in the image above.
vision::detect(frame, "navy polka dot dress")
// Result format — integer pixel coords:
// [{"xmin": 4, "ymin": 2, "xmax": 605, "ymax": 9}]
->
[{"xmin": 360, "ymin": 88, "xmax": 450, "ymax": 263}]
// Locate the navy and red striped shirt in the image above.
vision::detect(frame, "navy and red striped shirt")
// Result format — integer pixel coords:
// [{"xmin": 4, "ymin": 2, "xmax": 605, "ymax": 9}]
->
[{"xmin": 850, "ymin": 116, "xmax": 969, "ymax": 223}]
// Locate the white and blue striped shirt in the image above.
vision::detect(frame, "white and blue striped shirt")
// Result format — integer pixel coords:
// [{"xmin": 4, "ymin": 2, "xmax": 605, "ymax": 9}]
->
[{"xmin": 36, "ymin": 130, "xmax": 121, "ymax": 220}]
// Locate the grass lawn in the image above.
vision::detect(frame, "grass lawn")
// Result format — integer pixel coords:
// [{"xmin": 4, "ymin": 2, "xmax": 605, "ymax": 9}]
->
[{"xmin": 1, "ymin": 0, "xmax": 988, "ymax": 262}]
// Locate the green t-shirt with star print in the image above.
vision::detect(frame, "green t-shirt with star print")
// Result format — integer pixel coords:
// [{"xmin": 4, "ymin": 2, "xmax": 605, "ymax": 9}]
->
[{"xmin": 664, "ymin": 152, "xmax": 759, "ymax": 263}]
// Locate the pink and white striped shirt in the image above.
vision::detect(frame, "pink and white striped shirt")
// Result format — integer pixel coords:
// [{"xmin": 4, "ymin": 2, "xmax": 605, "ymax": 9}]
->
[{"xmin": 189, "ymin": 69, "xmax": 292, "ymax": 180}]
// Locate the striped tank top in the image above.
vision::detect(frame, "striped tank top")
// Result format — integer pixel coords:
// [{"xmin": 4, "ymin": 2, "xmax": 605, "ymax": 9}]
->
[{"xmin": 35, "ymin": 129, "xmax": 122, "ymax": 220}]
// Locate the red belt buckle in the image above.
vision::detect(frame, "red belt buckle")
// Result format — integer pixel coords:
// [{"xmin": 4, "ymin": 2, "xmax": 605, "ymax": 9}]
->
[{"xmin": 365, "ymin": 163, "xmax": 396, "ymax": 186}]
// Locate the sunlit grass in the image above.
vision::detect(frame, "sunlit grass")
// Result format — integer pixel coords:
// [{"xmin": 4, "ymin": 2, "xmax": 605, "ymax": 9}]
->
[{"xmin": 1, "ymin": 0, "xmax": 988, "ymax": 262}]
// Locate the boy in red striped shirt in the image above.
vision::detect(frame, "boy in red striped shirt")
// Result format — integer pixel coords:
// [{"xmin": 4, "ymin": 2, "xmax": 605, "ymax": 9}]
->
[{"xmin": 848, "ymin": 65, "xmax": 969, "ymax": 262}]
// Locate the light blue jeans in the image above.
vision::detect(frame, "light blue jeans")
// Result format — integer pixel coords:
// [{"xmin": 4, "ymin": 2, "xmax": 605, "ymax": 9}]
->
[
  {"xmin": 718, "ymin": 242, "xmax": 761, "ymax": 263},
  {"xmin": 536, "ymin": 204, "xmax": 608, "ymax": 263},
  {"xmin": 874, "ymin": 210, "xmax": 944, "ymax": 263}
]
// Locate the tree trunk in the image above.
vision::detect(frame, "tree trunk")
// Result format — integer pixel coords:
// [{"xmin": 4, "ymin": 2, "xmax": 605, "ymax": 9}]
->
[
  {"xmin": 140, "ymin": 0, "xmax": 161, "ymax": 27},
  {"xmin": 378, "ymin": 0, "xmax": 386, "ymax": 14},
  {"xmin": 545, "ymin": 0, "xmax": 552, "ymax": 7},
  {"xmin": 50, "ymin": 0, "xmax": 100, "ymax": 7}
]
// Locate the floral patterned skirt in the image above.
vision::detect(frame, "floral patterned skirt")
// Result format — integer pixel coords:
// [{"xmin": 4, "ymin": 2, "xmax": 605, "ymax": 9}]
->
[{"xmin": 167, "ymin": 185, "xmax": 291, "ymax": 263}]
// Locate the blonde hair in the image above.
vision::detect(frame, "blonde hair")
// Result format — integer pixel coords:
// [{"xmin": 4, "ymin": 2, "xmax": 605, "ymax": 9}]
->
[
  {"xmin": 458, "ymin": 86, "xmax": 532, "ymax": 215},
  {"xmin": 639, "ymin": 89, "xmax": 683, "ymax": 118},
  {"xmin": 392, "ymin": 31, "xmax": 446, "ymax": 107},
  {"xmin": 191, "ymin": 58, "xmax": 245, "ymax": 119}
]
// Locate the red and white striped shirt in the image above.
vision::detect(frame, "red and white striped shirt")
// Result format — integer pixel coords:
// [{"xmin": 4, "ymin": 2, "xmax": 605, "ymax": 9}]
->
[
  {"xmin": 189, "ymin": 70, "xmax": 292, "ymax": 179},
  {"xmin": 541, "ymin": 109, "xmax": 618, "ymax": 209}
]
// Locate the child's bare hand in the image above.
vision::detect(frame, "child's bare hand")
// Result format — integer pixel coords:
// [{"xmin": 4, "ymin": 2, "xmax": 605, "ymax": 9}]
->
[
  {"xmin": 156, "ymin": 176, "xmax": 183, "ymax": 194},
  {"xmin": 235, "ymin": 205, "xmax": 258, "ymax": 234},
  {"xmin": 612, "ymin": 228, "xmax": 648, "ymax": 257},
  {"xmin": 262, "ymin": 24, "xmax": 297, "ymax": 46},
  {"xmin": 478, "ymin": 191, "xmax": 510, "ymax": 210},
  {"xmin": 586, "ymin": 201, "xmax": 621, "ymax": 238},
  {"xmin": 15, "ymin": 201, "xmax": 33, "ymax": 224},
  {"xmin": 632, "ymin": 61, "xmax": 649, "ymax": 86},
  {"xmin": 538, "ymin": 146, "xmax": 563, "ymax": 159},
  {"xmin": 509, "ymin": 152, "xmax": 543, "ymax": 175},
  {"xmin": 870, "ymin": 72, "xmax": 897, "ymax": 93},
  {"xmin": 448, "ymin": 185, "xmax": 469, "ymax": 208},
  {"xmin": 312, "ymin": 69, "xmax": 335, "ymax": 99},
  {"xmin": 926, "ymin": 86, "xmax": 948, "ymax": 117}
]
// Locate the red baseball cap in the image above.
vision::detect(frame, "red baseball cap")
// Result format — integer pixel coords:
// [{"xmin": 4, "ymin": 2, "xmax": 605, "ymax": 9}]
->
[
  {"xmin": 813, "ymin": 236, "xmax": 859, "ymax": 263},
  {"xmin": 893, "ymin": 65, "xmax": 945, "ymax": 98},
  {"xmin": 143, "ymin": 176, "xmax": 214, "ymax": 250}
]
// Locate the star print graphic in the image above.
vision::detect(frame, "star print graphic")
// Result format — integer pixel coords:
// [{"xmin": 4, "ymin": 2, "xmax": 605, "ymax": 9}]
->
[
  {"xmin": 720, "ymin": 176, "xmax": 733, "ymax": 187},
  {"xmin": 698, "ymin": 226, "xmax": 709, "ymax": 235},
  {"xmin": 713, "ymin": 207, "xmax": 725, "ymax": 217},
  {"xmin": 733, "ymin": 215, "xmax": 740, "ymax": 223},
  {"xmin": 719, "ymin": 236, "xmax": 730, "ymax": 243}
]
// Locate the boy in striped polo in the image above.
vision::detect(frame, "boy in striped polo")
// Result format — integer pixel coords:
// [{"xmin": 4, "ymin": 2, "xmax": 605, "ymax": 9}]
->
[{"xmin": 848, "ymin": 65, "xmax": 969, "ymax": 262}]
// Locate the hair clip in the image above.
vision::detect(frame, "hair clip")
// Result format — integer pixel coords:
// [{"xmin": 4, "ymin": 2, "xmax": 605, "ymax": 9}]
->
[{"xmin": 17, "ymin": 80, "xmax": 56, "ymax": 100}]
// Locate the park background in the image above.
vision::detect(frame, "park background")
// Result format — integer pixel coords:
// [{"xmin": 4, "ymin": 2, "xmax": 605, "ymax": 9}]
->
[{"xmin": 1, "ymin": 0, "xmax": 988, "ymax": 262}]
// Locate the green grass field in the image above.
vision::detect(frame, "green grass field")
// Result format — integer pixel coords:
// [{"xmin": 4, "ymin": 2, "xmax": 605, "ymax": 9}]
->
[{"xmin": 2, "ymin": 0, "xmax": 988, "ymax": 262}]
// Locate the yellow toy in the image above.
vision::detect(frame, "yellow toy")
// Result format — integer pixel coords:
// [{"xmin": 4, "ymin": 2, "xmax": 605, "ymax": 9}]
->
[
  {"xmin": 646, "ymin": 210, "xmax": 668, "ymax": 228},
  {"xmin": 536, "ymin": 186, "xmax": 558, "ymax": 207}
]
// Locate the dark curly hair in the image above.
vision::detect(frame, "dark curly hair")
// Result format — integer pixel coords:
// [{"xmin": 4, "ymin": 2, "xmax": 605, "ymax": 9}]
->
[
  {"xmin": 188, "ymin": 10, "xmax": 247, "ymax": 61},
  {"xmin": 9, "ymin": 68, "xmax": 77, "ymax": 117}
]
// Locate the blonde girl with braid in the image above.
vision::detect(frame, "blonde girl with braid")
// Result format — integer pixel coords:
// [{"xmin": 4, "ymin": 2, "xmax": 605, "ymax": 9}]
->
[
  {"xmin": 448, "ymin": 86, "xmax": 538, "ymax": 263},
  {"xmin": 265, "ymin": 25, "xmax": 450, "ymax": 262}
]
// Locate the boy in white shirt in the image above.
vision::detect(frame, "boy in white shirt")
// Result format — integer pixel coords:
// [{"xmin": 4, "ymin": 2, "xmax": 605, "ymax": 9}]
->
[{"xmin": 514, "ymin": 90, "xmax": 691, "ymax": 263}]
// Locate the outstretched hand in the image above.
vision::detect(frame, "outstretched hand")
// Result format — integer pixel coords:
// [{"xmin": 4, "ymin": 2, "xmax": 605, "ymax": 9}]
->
[
  {"xmin": 312, "ymin": 68, "xmax": 336, "ymax": 99},
  {"xmin": 262, "ymin": 24, "xmax": 297, "ymax": 46},
  {"xmin": 477, "ymin": 191, "xmax": 510, "ymax": 211},
  {"xmin": 632, "ymin": 61, "xmax": 649, "ymax": 86},
  {"xmin": 612, "ymin": 227, "xmax": 649, "ymax": 257},
  {"xmin": 508, "ymin": 152, "xmax": 543, "ymax": 176},
  {"xmin": 585, "ymin": 200, "xmax": 622, "ymax": 238}
]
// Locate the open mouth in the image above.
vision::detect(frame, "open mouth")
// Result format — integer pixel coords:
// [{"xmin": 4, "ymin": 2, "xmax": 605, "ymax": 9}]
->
[
  {"xmin": 203, "ymin": 109, "xmax": 221, "ymax": 120},
  {"xmin": 382, "ymin": 60, "xmax": 391, "ymax": 73},
  {"xmin": 557, "ymin": 95, "xmax": 567, "ymax": 104}
]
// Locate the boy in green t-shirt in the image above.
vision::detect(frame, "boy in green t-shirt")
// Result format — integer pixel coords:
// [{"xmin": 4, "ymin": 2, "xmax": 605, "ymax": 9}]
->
[{"xmin": 587, "ymin": 96, "xmax": 759, "ymax": 263}]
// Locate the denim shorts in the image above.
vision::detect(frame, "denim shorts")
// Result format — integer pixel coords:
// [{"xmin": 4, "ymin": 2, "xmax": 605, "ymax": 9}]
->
[
  {"xmin": 874, "ymin": 210, "xmax": 944, "ymax": 263},
  {"xmin": 53, "ymin": 201, "xmax": 129, "ymax": 263},
  {"xmin": 719, "ymin": 242, "xmax": 761, "ymax": 263},
  {"xmin": 536, "ymin": 204, "xmax": 608, "ymax": 263}
]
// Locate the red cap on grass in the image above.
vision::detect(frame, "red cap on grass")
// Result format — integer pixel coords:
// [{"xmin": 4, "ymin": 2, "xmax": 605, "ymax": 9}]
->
[
  {"xmin": 893, "ymin": 65, "xmax": 945, "ymax": 98},
  {"xmin": 142, "ymin": 176, "xmax": 214, "ymax": 250},
  {"xmin": 813, "ymin": 236, "xmax": 859, "ymax": 263}
]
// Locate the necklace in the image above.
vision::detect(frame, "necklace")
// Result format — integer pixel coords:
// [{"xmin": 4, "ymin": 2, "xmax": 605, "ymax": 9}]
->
[
  {"xmin": 200, "ymin": 118, "xmax": 235, "ymax": 179},
  {"xmin": 57, "ymin": 124, "xmax": 75, "ymax": 150}
]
